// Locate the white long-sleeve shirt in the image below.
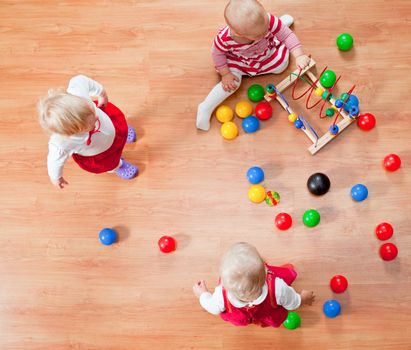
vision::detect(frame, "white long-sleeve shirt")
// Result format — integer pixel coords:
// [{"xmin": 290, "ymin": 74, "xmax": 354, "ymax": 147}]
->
[
  {"xmin": 199, "ymin": 278, "xmax": 301, "ymax": 315},
  {"xmin": 47, "ymin": 75, "xmax": 116, "ymax": 181}
]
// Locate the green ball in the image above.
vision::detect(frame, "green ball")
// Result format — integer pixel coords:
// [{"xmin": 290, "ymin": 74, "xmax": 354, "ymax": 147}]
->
[
  {"xmin": 320, "ymin": 70, "xmax": 337, "ymax": 88},
  {"xmin": 283, "ymin": 311, "xmax": 301, "ymax": 330},
  {"xmin": 326, "ymin": 108, "xmax": 335, "ymax": 117},
  {"xmin": 303, "ymin": 209, "xmax": 321, "ymax": 227},
  {"xmin": 321, "ymin": 90, "xmax": 332, "ymax": 101},
  {"xmin": 337, "ymin": 33, "xmax": 354, "ymax": 51},
  {"xmin": 248, "ymin": 84, "xmax": 265, "ymax": 102}
]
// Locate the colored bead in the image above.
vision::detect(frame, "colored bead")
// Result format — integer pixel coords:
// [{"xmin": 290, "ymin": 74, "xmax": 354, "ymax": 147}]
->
[
  {"xmin": 329, "ymin": 124, "xmax": 339, "ymax": 135},
  {"xmin": 288, "ymin": 113, "xmax": 298, "ymax": 123},
  {"xmin": 320, "ymin": 70, "xmax": 337, "ymax": 88},
  {"xmin": 335, "ymin": 99, "xmax": 343, "ymax": 108},
  {"xmin": 349, "ymin": 106, "xmax": 359, "ymax": 117},
  {"xmin": 314, "ymin": 87, "xmax": 324, "ymax": 97},
  {"xmin": 325, "ymin": 108, "xmax": 335, "ymax": 117},
  {"xmin": 294, "ymin": 120, "xmax": 304, "ymax": 129},
  {"xmin": 322, "ymin": 90, "xmax": 332, "ymax": 101},
  {"xmin": 266, "ymin": 83, "xmax": 275, "ymax": 93}
]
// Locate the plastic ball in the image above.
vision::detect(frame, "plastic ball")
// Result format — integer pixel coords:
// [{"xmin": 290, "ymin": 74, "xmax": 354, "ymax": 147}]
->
[
  {"xmin": 283, "ymin": 311, "xmax": 301, "ymax": 330},
  {"xmin": 335, "ymin": 99, "xmax": 343, "ymax": 108},
  {"xmin": 325, "ymin": 108, "xmax": 335, "ymax": 117},
  {"xmin": 314, "ymin": 87, "xmax": 324, "ymax": 97},
  {"xmin": 302, "ymin": 209, "xmax": 321, "ymax": 227},
  {"xmin": 246, "ymin": 166, "xmax": 265, "ymax": 184},
  {"xmin": 158, "ymin": 236, "xmax": 176, "ymax": 253},
  {"xmin": 265, "ymin": 190, "xmax": 280, "ymax": 206},
  {"xmin": 248, "ymin": 84, "xmax": 265, "ymax": 102},
  {"xmin": 383, "ymin": 154, "xmax": 401, "ymax": 172},
  {"xmin": 351, "ymin": 184, "xmax": 368, "ymax": 202},
  {"xmin": 248, "ymin": 185, "xmax": 266, "ymax": 203},
  {"xmin": 320, "ymin": 70, "xmax": 337, "ymax": 88},
  {"xmin": 357, "ymin": 113, "xmax": 376, "ymax": 131},
  {"xmin": 275, "ymin": 213, "xmax": 293, "ymax": 230},
  {"xmin": 336, "ymin": 33, "xmax": 354, "ymax": 51},
  {"xmin": 329, "ymin": 124, "xmax": 339, "ymax": 135},
  {"xmin": 294, "ymin": 120, "xmax": 303, "ymax": 129},
  {"xmin": 323, "ymin": 300, "xmax": 341, "ymax": 318},
  {"xmin": 220, "ymin": 121, "xmax": 238, "ymax": 140},
  {"xmin": 380, "ymin": 243, "xmax": 398, "ymax": 261},
  {"xmin": 215, "ymin": 105, "xmax": 234, "ymax": 123},
  {"xmin": 307, "ymin": 173, "xmax": 331, "ymax": 196},
  {"xmin": 242, "ymin": 116, "xmax": 260, "ymax": 133},
  {"xmin": 255, "ymin": 101, "xmax": 273, "ymax": 120},
  {"xmin": 321, "ymin": 90, "xmax": 332, "ymax": 100},
  {"xmin": 288, "ymin": 113, "xmax": 298, "ymax": 123},
  {"xmin": 330, "ymin": 275, "xmax": 348, "ymax": 293},
  {"xmin": 99, "ymin": 228, "xmax": 117, "ymax": 245},
  {"xmin": 375, "ymin": 222, "xmax": 394, "ymax": 241},
  {"xmin": 235, "ymin": 100, "xmax": 253, "ymax": 118}
]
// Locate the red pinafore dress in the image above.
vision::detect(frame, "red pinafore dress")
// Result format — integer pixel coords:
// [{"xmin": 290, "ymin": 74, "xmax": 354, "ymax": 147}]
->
[
  {"xmin": 220, "ymin": 264, "xmax": 297, "ymax": 327},
  {"xmin": 72, "ymin": 102, "xmax": 128, "ymax": 173}
]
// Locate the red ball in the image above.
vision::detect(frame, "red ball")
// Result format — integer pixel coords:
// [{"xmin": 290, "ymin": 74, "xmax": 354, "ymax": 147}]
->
[
  {"xmin": 255, "ymin": 101, "xmax": 273, "ymax": 120},
  {"xmin": 380, "ymin": 243, "xmax": 398, "ymax": 261},
  {"xmin": 375, "ymin": 222, "xmax": 394, "ymax": 241},
  {"xmin": 158, "ymin": 236, "xmax": 176, "ymax": 253},
  {"xmin": 275, "ymin": 213, "xmax": 292, "ymax": 230},
  {"xmin": 330, "ymin": 275, "xmax": 348, "ymax": 293},
  {"xmin": 383, "ymin": 154, "xmax": 401, "ymax": 172},
  {"xmin": 357, "ymin": 113, "xmax": 376, "ymax": 131}
]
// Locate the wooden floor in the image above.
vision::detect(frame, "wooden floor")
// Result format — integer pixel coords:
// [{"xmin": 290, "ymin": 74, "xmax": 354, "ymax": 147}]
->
[{"xmin": 0, "ymin": 1, "xmax": 410, "ymax": 349}]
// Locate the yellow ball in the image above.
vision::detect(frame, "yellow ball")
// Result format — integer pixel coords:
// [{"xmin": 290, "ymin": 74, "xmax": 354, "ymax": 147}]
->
[
  {"xmin": 314, "ymin": 87, "xmax": 324, "ymax": 97},
  {"xmin": 235, "ymin": 100, "xmax": 253, "ymax": 118},
  {"xmin": 288, "ymin": 113, "xmax": 298, "ymax": 123},
  {"xmin": 248, "ymin": 185, "xmax": 266, "ymax": 203},
  {"xmin": 220, "ymin": 121, "xmax": 238, "ymax": 140},
  {"xmin": 216, "ymin": 105, "xmax": 234, "ymax": 123}
]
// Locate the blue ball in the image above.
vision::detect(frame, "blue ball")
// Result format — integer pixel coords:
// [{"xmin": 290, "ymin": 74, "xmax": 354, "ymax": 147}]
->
[
  {"xmin": 351, "ymin": 184, "xmax": 368, "ymax": 201},
  {"xmin": 323, "ymin": 300, "xmax": 341, "ymax": 318},
  {"xmin": 247, "ymin": 166, "xmax": 264, "ymax": 184},
  {"xmin": 242, "ymin": 116, "xmax": 260, "ymax": 133},
  {"xmin": 99, "ymin": 228, "xmax": 117, "ymax": 245},
  {"xmin": 294, "ymin": 120, "xmax": 303, "ymax": 129},
  {"xmin": 348, "ymin": 94, "xmax": 359, "ymax": 107}
]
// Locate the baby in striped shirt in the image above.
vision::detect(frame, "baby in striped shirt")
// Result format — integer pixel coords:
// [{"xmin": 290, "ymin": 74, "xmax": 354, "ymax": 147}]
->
[{"xmin": 196, "ymin": 0, "xmax": 311, "ymax": 131}]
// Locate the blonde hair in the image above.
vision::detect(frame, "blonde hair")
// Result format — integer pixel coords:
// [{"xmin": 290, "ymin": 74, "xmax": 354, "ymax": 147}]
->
[
  {"xmin": 220, "ymin": 242, "xmax": 266, "ymax": 301},
  {"xmin": 38, "ymin": 89, "xmax": 95, "ymax": 135},
  {"xmin": 224, "ymin": 0, "xmax": 268, "ymax": 38}
]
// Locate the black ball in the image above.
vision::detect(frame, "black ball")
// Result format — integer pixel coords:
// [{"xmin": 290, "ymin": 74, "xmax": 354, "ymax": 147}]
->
[{"xmin": 307, "ymin": 173, "xmax": 331, "ymax": 196}]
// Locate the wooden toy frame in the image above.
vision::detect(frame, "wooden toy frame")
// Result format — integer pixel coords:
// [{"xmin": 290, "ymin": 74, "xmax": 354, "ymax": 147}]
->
[{"xmin": 265, "ymin": 58, "xmax": 357, "ymax": 155}]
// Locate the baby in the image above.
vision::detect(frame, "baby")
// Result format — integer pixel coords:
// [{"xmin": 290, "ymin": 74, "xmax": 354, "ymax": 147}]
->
[
  {"xmin": 193, "ymin": 242, "xmax": 315, "ymax": 327},
  {"xmin": 38, "ymin": 75, "xmax": 139, "ymax": 188},
  {"xmin": 196, "ymin": 0, "xmax": 311, "ymax": 130}
]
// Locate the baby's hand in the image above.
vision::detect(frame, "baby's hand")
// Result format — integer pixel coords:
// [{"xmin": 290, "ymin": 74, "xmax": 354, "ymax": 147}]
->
[
  {"xmin": 221, "ymin": 72, "xmax": 239, "ymax": 92},
  {"xmin": 296, "ymin": 55, "xmax": 311, "ymax": 70},
  {"xmin": 193, "ymin": 280, "xmax": 209, "ymax": 298},
  {"xmin": 52, "ymin": 177, "xmax": 68, "ymax": 189},
  {"xmin": 97, "ymin": 90, "xmax": 108, "ymax": 108},
  {"xmin": 301, "ymin": 289, "xmax": 315, "ymax": 306}
]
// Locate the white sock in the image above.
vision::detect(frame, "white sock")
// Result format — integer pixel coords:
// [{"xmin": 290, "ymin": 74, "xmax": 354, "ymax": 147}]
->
[
  {"xmin": 280, "ymin": 14, "xmax": 294, "ymax": 27},
  {"xmin": 196, "ymin": 73, "xmax": 242, "ymax": 131}
]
